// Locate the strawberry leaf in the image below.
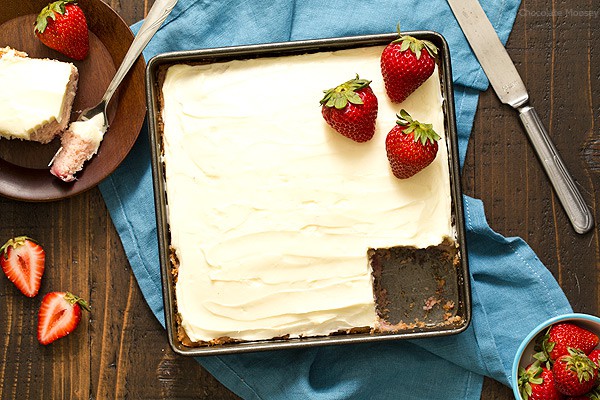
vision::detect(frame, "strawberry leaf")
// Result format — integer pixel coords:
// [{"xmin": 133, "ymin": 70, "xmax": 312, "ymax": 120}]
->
[
  {"xmin": 423, "ymin": 40, "xmax": 439, "ymax": 56},
  {"xmin": 347, "ymin": 92, "xmax": 363, "ymax": 104},
  {"xmin": 320, "ymin": 75, "xmax": 371, "ymax": 109},
  {"xmin": 334, "ymin": 96, "xmax": 346, "ymax": 109},
  {"xmin": 34, "ymin": 0, "xmax": 76, "ymax": 33},
  {"xmin": 391, "ymin": 27, "xmax": 439, "ymax": 60},
  {"xmin": 400, "ymin": 40, "xmax": 410, "ymax": 52},
  {"xmin": 65, "ymin": 292, "xmax": 91, "ymax": 312},
  {"xmin": 395, "ymin": 109, "xmax": 440, "ymax": 145}
]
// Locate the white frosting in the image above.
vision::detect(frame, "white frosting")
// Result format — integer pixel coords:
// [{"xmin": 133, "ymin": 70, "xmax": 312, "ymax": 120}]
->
[
  {"xmin": 161, "ymin": 45, "xmax": 454, "ymax": 343},
  {"xmin": 69, "ymin": 113, "xmax": 106, "ymax": 155},
  {"xmin": 0, "ymin": 49, "xmax": 72, "ymax": 140}
]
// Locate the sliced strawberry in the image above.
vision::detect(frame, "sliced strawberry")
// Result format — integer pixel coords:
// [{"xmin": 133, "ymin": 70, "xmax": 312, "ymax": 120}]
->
[
  {"xmin": 37, "ymin": 291, "xmax": 90, "ymax": 345},
  {"xmin": 0, "ymin": 236, "xmax": 46, "ymax": 297}
]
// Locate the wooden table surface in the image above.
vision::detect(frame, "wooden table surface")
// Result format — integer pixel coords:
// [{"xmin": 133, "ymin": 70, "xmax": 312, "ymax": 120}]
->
[{"xmin": 1, "ymin": 0, "xmax": 598, "ymax": 399}]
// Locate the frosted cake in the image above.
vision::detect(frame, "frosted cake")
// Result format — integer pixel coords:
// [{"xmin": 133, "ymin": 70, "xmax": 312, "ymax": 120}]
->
[
  {"xmin": 0, "ymin": 47, "xmax": 78, "ymax": 144},
  {"xmin": 159, "ymin": 45, "xmax": 458, "ymax": 345}
]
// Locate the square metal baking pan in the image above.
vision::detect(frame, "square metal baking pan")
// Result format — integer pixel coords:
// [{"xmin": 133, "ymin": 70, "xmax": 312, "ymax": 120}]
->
[{"xmin": 146, "ymin": 31, "xmax": 471, "ymax": 356}]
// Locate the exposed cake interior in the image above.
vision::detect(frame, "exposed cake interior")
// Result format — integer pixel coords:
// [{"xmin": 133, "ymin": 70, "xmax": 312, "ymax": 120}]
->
[
  {"xmin": 0, "ymin": 47, "xmax": 78, "ymax": 144},
  {"xmin": 160, "ymin": 45, "xmax": 457, "ymax": 345}
]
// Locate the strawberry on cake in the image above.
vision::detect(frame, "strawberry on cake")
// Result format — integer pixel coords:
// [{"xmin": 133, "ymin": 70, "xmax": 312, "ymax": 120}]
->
[{"xmin": 0, "ymin": 47, "xmax": 78, "ymax": 144}]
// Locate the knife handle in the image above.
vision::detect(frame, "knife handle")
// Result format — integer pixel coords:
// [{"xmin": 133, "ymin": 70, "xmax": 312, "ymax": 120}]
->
[{"xmin": 518, "ymin": 105, "xmax": 594, "ymax": 234}]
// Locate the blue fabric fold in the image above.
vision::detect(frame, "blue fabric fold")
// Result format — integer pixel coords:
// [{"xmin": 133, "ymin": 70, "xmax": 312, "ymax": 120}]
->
[{"xmin": 99, "ymin": 0, "xmax": 573, "ymax": 398}]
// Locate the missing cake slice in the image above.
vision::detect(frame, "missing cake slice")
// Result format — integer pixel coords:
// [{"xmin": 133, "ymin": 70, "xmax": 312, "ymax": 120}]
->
[{"xmin": 0, "ymin": 47, "xmax": 78, "ymax": 144}]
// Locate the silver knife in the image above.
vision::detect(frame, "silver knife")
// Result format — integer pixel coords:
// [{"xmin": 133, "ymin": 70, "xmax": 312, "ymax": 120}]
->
[{"xmin": 447, "ymin": 0, "xmax": 594, "ymax": 234}]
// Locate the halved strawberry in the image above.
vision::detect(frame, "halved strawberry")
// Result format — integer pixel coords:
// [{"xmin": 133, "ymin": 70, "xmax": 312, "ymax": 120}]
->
[
  {"xmin": 37, "ymin": 291, "xmax": 90, "ymax": 345},
  {"xmin": 0, "ymin": 236, "xmax": 46, "ymax": 297}
]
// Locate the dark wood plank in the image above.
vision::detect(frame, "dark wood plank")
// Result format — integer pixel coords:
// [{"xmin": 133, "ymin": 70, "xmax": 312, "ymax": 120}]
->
[
  {"xmin": 468, "ymin": 0, "xmax": 600, "ymax": 399},
  {"xmin": 0, "ymin": 0, "xmax": 597, "ymax": 399}
]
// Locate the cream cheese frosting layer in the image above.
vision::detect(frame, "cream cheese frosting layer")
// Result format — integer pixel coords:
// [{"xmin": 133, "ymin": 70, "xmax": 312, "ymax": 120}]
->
[
  {"xmin": 161, "ymin": 45, "xmax": 454, "ymax": 343},
  {"xmin": 0, "ymin": 48, "xmax": 73, "ymax": 140},
  {"xmin": 68, "ymin": 113, "xmax": 106, "ymax": 154}
]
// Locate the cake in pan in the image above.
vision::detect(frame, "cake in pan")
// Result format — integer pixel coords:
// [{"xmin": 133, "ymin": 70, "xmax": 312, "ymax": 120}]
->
[{"xmin": 159, "ymin": 45, "xmax": 459, "ymax": 346}]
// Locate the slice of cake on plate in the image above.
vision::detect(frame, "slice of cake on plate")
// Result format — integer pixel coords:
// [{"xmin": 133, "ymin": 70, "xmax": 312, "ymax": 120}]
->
[{"xmin": 0, "ymin": 47, "xmax": 78, "ymax": 144}]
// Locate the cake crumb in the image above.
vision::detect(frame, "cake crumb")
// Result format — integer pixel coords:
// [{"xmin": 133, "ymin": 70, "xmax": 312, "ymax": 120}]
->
[
  {"xmin": 423, "ymin": 296, "xmax": 441, "ymax": 311},
  {"xmin": 443, "ymin": 300, "xmax": 455, "ymax": 311}
]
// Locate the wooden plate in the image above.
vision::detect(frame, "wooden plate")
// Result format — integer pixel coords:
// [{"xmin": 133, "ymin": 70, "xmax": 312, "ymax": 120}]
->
[{"xmin": 0, "ymin": 0, "xmax": 146, "ymax": 201}]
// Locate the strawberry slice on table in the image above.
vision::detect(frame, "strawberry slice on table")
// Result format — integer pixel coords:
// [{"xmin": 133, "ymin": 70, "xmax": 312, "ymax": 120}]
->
[
  {"xmin": 537, "ymin": 323, "xmax": 600, "ymax": 363},
  {"xmin": 320, "ymin": 75, "xmax": 379, "ymax": 143},
  {"xmin": 34, "ymin": 0, "xmax": 89, "ymax": 61},
  {"xmin": 385, "ymin": 109, "xmax": 441, "ymax": 179},
  {"xmin": 552, "ymin": 348, "xmax": 598, "ymax": 396},
  {"xmin": 0, "ymin": 236, "xmax": 46, "ymax": 298},
  {"xmin": 37, "ymin": 291, "xmax": 90, "ymax": 345},
  {"xmin": 518, "ymin": 361, "xmax": 564, "ymax": 400},
  {"xmin": 380, "ymin": 27, "xmax": 438, "ymax": 103}
]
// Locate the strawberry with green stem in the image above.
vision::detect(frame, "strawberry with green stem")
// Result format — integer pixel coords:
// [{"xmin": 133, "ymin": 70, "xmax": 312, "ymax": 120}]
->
[
  {"xmin": 553, "ymin": 348, "xmax": 598, "ymax": 396},
  {"xmin": 536, "ymin": 323, "xmax": 600, "ymax": 365},
  {"xmin": 518, "ymin": 361, "xmax": 564, "ymax": 400},
  {"xmin": 320, "ymin": 75, "xmax": 379, "ymax": 143},
  {"xmin": 385, "ymin": 109, "xmax": 440, "ymax": 179},
  {"xmin": 34, "ymin": 0, "xmax": 89, "ymax": 61},
  {"xmin": 380, "ymin": 26, "xmax": 438, "ymax": 103}
]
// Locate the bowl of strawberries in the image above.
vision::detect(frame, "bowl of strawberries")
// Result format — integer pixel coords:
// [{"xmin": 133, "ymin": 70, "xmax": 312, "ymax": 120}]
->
[{"xmin": 513, "ymin": 313, "xmax": 600, "ymax": 400}]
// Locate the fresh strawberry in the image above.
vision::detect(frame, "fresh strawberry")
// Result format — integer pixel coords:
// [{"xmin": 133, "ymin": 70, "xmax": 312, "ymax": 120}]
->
[
  {"xmin": 0, "ymin": 236, "xmax": 45, "ymax": 297},
  {"xmin": 588, "ymin": 349, "xmax": 600, "ymax": 368},
  {"xmin": 537, "ymin": 323, "xmax": 600, "ymax": 363},
  {"xmin": 385, "ymin": 109, "xmax": 440, "ymax": 179},
  {"xmin": 37, "ymin": 291, "xmax": 90, "ymax": 345},
  {"xmin": 34, "ymin": 0, "xmax": 89, "ymax": 61},
  {"xmin": 553, "ymin": 348, "xmax": 598, "ymax": 396},
  {"xmin": 566, "ymin": 385, "xmax": 600, "ymax": 400},
  {"xmin": 380, "ymin": 28, "xmax": 438, "ymax": 103},
  {"xmin": 320, "ymin": 75, "xmax": 378, "ymax": 143},
  {"xmin": 518, "ymin": 361, "xmax": 565, "ymax": 400}
]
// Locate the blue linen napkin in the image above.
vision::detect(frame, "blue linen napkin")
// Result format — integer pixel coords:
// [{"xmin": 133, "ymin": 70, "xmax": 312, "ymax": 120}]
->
[{"xmin": 99, "ymin": 0, "xmax": 574, "ymax": 398}]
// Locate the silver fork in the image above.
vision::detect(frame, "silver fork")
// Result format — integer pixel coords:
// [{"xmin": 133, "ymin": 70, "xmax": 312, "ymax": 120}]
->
[{"xmin": 51, "ymin": 0, "xmax": 178, "ymax": 163}]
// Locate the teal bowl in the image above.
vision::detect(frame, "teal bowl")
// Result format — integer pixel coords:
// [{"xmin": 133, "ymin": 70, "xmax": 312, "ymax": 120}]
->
[{"xmin": 511, "ymin": 313, "xmax": 600, "ymax": 399}]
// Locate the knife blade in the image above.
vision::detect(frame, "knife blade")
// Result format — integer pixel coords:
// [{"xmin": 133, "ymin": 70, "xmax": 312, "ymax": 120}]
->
[{"xmin": 447, "ymin": 0, "xmax": 594, "ymax": 234}]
